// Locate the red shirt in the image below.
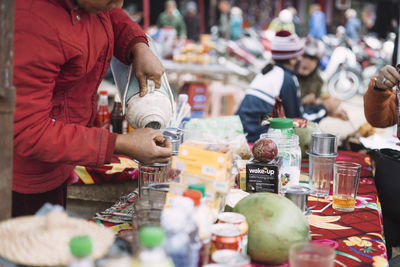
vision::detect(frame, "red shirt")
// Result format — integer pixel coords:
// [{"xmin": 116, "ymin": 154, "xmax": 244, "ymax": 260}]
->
[{"xmin": 13, "ymin": 0, "xmax": 147, "ymax": 193}]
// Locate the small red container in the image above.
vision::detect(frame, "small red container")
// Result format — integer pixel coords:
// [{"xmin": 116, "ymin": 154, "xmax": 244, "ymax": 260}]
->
[
  {"xmin": 210, "ymin": 224, "xmax": 242, "ymax": 255},
  {"xmin": 217, "ymin": 212, "xmax": 249, "ymax": 254}
]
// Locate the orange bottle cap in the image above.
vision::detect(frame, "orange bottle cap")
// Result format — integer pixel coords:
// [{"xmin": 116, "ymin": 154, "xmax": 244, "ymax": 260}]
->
[
  {"xmin": 99, "ymin": 90, "xmax": 108, "ymax": 95},
  {"xmin": 183, "ymin": 189, "xmax": 201, "ymax": 206}
]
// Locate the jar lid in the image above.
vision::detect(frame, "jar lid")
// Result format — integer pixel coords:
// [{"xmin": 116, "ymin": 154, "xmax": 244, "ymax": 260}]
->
[
  {"xmin": 270, "ymin": 118, "xmax": 293, "ymax": 129},
  {"xmin": 188, "ymin": 184, "xmax": 206, "ymax": 197},
  {"xmin": 69, "ymin": 235, "xmax": 92, "ymax": 258},
  {"xmin": 139, "ymin": 226, "xmax": 165, "ymax": 248},
  {"xmin": 183, "ymin": 189, "xmax": 201, "ymax": 206}
]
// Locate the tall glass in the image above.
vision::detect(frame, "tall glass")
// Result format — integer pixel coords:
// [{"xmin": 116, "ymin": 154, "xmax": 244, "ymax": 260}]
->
[
  {"xmin": 289, "ymin": 242, "xmax": 335, "ymax": 267},
  {"xmin": 333, "ymin": 161, "xmax": 361, "ymax": 212},
  {"xmin": 308, "ymin": 154, "xmax": 335, "ymax": 198}
]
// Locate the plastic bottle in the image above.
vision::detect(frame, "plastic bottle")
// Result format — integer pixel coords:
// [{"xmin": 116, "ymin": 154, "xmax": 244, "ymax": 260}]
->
[
  {"xmin": 170, "ymin": 196, "xmax": 201, "ymax": 267},
  {"xmin": 68, "ymin": 235, "xmax": 95, "ymax": 267},
  {"xmin": 132, "ymin": 226, "xmax": 173, "ymax": 267},
  {"xmin": 110, "ymin": 94, "xmax": 124, "ymax": 134},
  {"xmin": 161, "ymin": 208, "xmax": 191, "ymax": 267},
  {"xmin": 95, "ymin": 90, "xmax": 111, "ymax": 130},
  {"xmin": 187, "ymin": 184, "xmax": 213, "ymax": 266}
]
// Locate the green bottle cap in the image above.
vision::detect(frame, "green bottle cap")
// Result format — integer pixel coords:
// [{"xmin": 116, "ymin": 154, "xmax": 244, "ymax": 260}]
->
[
  {"xmin": 139, "ymin": 226, "xmax": 165, "ymax": 248},
  {"xmin": 69, "ymin": 235, "xmax": 92, "ymax": 258},
  {"xmin": 269, "ymin": 118, "xmax": 293, "ymax": 129},
  {"xmin": 188, "ymin": 184, "xmax": 206, "ymax": 197}
]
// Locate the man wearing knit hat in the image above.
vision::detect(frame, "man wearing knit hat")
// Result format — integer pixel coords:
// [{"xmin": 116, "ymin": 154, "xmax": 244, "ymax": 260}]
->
[{"xmin": 236, "ymin": 30, "xmax": 327, "ymax": 142}]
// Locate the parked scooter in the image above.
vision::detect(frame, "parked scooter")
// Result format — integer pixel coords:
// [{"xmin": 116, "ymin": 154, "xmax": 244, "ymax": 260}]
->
[
  {"xmin": 320, "ymin": 31, "xmax": 394, "ymax": 100},
  {"xmin": 321, "ymin": 36, "xmax": 362, "ymax": 100}
]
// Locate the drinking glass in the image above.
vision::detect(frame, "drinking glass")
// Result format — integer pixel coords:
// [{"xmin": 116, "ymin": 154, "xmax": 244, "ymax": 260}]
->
[
  {"xmin": 289, "ymin": 242, "xmax": 335, "ymax": 267},
  {"xmin": 309, "ymin": 154, "xmax": 335, "ymax": 198},
  {"xmin": 138, "ymin": 162, "xmax": 169, "ymax": 196},
  {"xmin": 148, "ymin": 183, "xmax": 169, "ymax": 209},
  {"xmin": 332, "ymin": 161, "xmax": 361, "ymax": 212}
]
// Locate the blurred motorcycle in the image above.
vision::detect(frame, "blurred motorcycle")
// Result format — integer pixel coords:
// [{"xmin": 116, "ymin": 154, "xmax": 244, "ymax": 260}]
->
[
  {"xmin": 321, "ymin": 36, "xmax": 362, "ymax": 100},
  {"xmin": 321, "ymin": 32, "xmax": 394, "ymax": 100}
]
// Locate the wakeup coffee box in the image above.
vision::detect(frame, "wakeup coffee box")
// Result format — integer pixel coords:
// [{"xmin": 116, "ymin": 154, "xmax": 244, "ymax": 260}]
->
[{"xmin": 245, "ymin": 157, "xmax": 282, "ymax": 193}]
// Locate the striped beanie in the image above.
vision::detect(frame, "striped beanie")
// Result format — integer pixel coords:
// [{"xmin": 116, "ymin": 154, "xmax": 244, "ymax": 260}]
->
[{"xmin": 271, "ymin": 30, "xmax": 304, "ymax": 60}]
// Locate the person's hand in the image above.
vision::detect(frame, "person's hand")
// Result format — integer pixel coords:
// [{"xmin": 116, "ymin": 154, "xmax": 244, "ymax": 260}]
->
[
  {"xmin": 301, "ymin": 93, "xmax": 316, "ymax": 105},
  {"xmin": 131, "ymin": 42, "xmax": 165, "ymax": 97},
  {"xmin": 114, "ymin": 128, "xmax": 172, "ymax": 165},
  {"xmin": 331, "ymin": 108, "xmax": 349, "ymax": 121},
  {"xmin": 375, "ymin": 65, "xmax": 400, "ymax": 90},
  {"xmin": 322, "ymin": 97, "xmax": 349, "ymax": 121},
  {"xmin": 322, "ymin": 97, "xmax": 341, "ymax": 113}
]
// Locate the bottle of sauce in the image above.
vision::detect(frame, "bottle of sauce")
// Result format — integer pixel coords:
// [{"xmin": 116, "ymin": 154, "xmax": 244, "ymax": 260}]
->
[
  {"xmin": 110, "ymin": 94, "xmax": 124, "ymax": 134},
  {"xmin": 96, "ymin": 90, "xmax": 111, "ymax": 130}
]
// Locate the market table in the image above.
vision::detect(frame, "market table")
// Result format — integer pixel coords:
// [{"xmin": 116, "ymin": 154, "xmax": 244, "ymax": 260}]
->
[{"xmin": 93, "ymin": 151, "xmax": 389, "ymax": 267}]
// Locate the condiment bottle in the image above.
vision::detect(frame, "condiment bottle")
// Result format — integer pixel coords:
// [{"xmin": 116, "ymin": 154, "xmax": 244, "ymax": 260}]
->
[
  {"xmin": 171, "ymin": 196, "xmax": 201, "ymax": 267},
  {"xmin": 95, "ymin": 90, "xmax": 111, "ymax": 130},
  {"xmin": 188, "ymin": 184, "xmax": 213, "ymax": 266},
  {"xmin": 161, "ymin": 208, "xmax": 191, "ymax": 267},
  {"xmin": 110, "ymin": 94, "xmax": 124, "ymax": 134},
  {"xmin": 68, "ymin": 235, "xmax": 95, "ymax": 267},
  {"xmin": 132, "ymin": 226, "xmax": 173, "ymax": 267}
]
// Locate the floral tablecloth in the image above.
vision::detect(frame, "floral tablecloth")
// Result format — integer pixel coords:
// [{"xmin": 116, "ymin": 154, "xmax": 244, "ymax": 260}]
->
[
  {"xmin": 304, "ymin": 151, "xmax": 387, "ymax": 267},
  {"xmin": 93, "ymin": 151, "xmax": 388, "ymax": 267}
]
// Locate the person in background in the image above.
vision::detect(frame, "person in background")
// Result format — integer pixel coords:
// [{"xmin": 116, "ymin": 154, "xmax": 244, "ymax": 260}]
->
[
  {"xmin": 184, "ymin": 1, "xmax": 199, "ymax": 42},
  {"xmin": 13, "ymin": 0, "xmax": 172, "ymax": 217},
  {"xmin": 268, "ymin": 9, "xmax": 295, "ymax": 34},
  {"xmin": 297, "ymin": 37, "xmax": 349, "ymax": 121},
  {"xmin": 308, "ymin": 4, "xmax": 326, "ymax": 39},
  {"xmin": 236, "ymin": 31, "xmax": 327, "ymax": 142},
  {"xmin": 124, "ymin": 3, "xmax": 142, "ymax": 23},
  {"xmin": 218, "ymin": 0, "xmax": 231, "ymax": 39},
  {"xmin": 345, "ymin": 9, "xmax": 361, "ymax": 42},
  {"xmin": 364, "ymin": 65, "xmax": 400, "ymax": 128},
  {"xmin": 230, "ymin": 7, "xmax": 243, "ymax": 40},
  {"xmin": 157, "ymin": 0, "xmax": 187, "ymax": 39},
  {"xmin": 287, "ymin": 6, "xmax": 301, "ymax": 35}
]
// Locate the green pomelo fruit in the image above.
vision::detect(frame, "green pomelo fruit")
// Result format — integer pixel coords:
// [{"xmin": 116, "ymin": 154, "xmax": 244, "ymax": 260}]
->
[
  {"xmin": 294, "ymin": 121, "xmax": 320, "ymax": 158},
  {"xmin": 233, "ymin": 192, "xmax": 310, "ymax": 265}
]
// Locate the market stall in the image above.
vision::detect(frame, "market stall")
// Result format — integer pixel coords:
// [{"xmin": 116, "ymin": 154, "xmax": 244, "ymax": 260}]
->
[
  {"xmin": 0, "ymin": 114, "xmax": 387, "ymax": 266},
  {"xmin": 89, "ymin": 150, "xmax": 387, "ymax": 267}
]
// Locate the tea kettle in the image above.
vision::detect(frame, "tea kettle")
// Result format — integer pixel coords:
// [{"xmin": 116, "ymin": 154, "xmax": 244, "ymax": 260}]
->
[{"xmin": 110, "ymin": 35, "xmax": 176, "ymax": 129}]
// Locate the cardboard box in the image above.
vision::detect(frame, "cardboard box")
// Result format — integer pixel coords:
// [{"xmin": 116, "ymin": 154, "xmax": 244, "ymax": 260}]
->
[{"xmin": 246, "ymin": 157, "xmax": 282, "ymax": 194}]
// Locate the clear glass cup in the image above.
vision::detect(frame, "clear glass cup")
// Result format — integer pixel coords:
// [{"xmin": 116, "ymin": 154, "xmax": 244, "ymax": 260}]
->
[
  {"xmin": 148, "ymin": 183, "xmax": 169, "ymax": 209},
  {"xmin": 289, "ymin": 242, "xmax": 335, "ymax": 267},
  {"xmin": 332, "ymin": 161, "xmax": 362, "ymax": 212},
  {"xmin": 308, "ymin": 154, "xmax": 335, "ymax": 198},
  {"xmin": 138, "ymin": 162, "xmax": 169, "ymax": 197}
]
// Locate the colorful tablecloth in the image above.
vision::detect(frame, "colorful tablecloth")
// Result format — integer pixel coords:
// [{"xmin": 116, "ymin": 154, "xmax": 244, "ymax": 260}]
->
[
  {"xmin": 304, "ymin": 151, "xmax": 387, "ymax": 267},
  {"xmin": 94, "ymin": 151, "xmax": 389, "ymax": 267},
  {"xmin": 68, "ymin": 155, "xmax": 139, "ymax": 185}
]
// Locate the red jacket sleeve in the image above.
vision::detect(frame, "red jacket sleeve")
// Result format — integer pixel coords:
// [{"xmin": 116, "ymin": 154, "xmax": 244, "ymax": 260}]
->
[
  {"xmin": 109, "ymin": 9, "xmax": 148, "ymax": 64},
  {"xmin": 363, "ymin": 76, "xmax": 397, "ymax": 128},
  {"xmin": 13, "ymin": 11, "xmax": 117, "ymax": 167}
]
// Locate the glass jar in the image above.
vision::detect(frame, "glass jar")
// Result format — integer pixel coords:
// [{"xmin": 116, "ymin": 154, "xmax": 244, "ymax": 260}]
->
[
  {"xmin": 260, "ymin": 133, "xmax": 301, "ymax": 188},
  {"xmin": 268, "ymin": 118, "xmax": 295, "ymax": 139}
]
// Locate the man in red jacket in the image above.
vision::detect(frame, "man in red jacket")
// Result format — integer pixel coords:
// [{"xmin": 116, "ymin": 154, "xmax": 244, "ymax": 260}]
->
[{"xmin": 13, "ymin": 0, "xmax": 172, "ymax": 216}]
